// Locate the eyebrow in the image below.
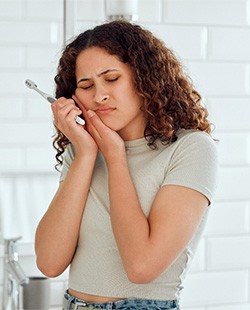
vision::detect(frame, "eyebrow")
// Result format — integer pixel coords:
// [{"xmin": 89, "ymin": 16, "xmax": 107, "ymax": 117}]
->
[{"xmin": 77, "ymin": 69, "xmax": 119, "ymax": 84}]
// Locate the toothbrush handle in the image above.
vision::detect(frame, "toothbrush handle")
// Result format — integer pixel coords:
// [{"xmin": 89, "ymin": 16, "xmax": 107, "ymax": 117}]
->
[
  {"xmin": 47, "ymin": 96, "xmax": 56, "ymax": 104},
  {"xmin": 75, "ymin": 116, "xmax": 85, "ymax": 125}
]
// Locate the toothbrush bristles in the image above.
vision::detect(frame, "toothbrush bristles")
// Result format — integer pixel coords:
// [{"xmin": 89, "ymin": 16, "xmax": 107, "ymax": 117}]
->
[{"xmin": 25, "ymin": 79, "xmax": 37, "ymax": 89}]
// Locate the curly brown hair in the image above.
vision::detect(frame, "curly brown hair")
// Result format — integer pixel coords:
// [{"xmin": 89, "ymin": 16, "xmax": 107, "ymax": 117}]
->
[{"xmin": 53, "ymin": 20, "xmax": 212, "ymax": 168}]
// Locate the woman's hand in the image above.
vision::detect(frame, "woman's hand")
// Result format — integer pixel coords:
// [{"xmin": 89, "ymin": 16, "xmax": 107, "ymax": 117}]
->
[
  {"xmin": 85, "ymin": 109, "xmax": 126, "ymax": 164},
  {"xmin": 51, "ymin": 97, "xmax": 98, "ymax": 156}
]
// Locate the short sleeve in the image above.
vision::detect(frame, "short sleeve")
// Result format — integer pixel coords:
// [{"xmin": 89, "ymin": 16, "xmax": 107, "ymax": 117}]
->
[
  {"xmin": 162, "ymin": 132, "xmax": 218, "ymax": 204},
  {"xmin": 59, "ymin": 144, "xmax": 75, "ymax": 182}
]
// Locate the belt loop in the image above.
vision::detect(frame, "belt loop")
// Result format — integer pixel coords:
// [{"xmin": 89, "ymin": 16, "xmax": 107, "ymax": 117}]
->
[
  {"xmin": 67, "ymin": 296, "xmax": 75, "ymax": 310},
  {"xmin": 107, "ymin": 303, "xmax": 112, "ymax": 310},
  {"xmin": 73, "ymin": 303, "xmax": 78, "ymax": 310}
]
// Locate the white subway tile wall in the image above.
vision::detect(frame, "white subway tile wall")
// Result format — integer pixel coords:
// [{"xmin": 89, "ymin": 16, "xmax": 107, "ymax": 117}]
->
[{"xmin": 0, "ymin": 0, "xmax": 249, "ymax": 309}]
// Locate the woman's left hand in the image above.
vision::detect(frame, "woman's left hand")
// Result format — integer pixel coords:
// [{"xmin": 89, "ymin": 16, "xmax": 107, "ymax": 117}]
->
[{"xmin": 86, "ymin": 109, "xmax": 126, "ymax": 164}]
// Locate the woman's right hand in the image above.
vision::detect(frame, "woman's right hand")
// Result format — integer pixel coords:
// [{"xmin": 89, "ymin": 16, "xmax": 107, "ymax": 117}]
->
[{"xmin": 51, "ymin": 97, "xmax": 98, "ymax": 156}]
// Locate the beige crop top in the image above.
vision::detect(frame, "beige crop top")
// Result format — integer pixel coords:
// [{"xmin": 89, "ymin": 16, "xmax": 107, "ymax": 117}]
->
[{"xmin": 60, "ymin": 129, "xmax": 218, "ymax": 300}]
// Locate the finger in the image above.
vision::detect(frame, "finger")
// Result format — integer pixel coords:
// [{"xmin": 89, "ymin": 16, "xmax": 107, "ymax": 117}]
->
[
  {"xmin": 54, "ymin": 104, "xmax": 81, "ymax": 128},
  {"xmin": 86, "ymin": 110, "xmax": 111, "ymax": 139},
  {"xmin": 60, "ymin": 102, "xmax": 80, "ymax": 116},
  {"xmin": 72, "ymin": 94, "xmax": 89, "ymax": 125},
  {"xmin": 51, "ymin": 97, "xmax": 74, "ymax": 116},
  {"xmin": 65, "ymin": 108, "xmax": 83, "ymax": 124},
  {"xmin": 57, "ymin": 100, "xmax": 80, "ymax": 119},
  {"xmin": 59, "ymin": 97, "xmax": 85, "ymax": 126},
  {"xmin": 51, "ymin": 96, "xmax": 67, "ymax": 112},
  {"xmin": 85, "ymin": 111, "xmax": 101, "ymax": 138},
  {"xmin": 51, "ymin": 97, "xmax": 65, "ymax": 116}
]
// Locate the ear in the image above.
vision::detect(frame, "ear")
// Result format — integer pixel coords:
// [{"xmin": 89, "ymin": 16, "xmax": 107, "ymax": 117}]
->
[
  {"xmin": 72, "ymin": 94, "xmax": 81, "ymax": 108},
  {"xmin": 72, "ymin": 94, "xmax": 88, "ymax": 122}
]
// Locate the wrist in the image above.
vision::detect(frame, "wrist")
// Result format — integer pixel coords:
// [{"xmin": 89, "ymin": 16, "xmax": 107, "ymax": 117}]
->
[
  {"xmin": 104, "ymin": 143, "xmax": 126, "ymax": 166},
  {"xmin": 74, "ymin": 151, "xmax": 98, "ymax": 166},
  {"xmin": 106, "ymin": 153, "xmax": 128, "ymax": 170},
  {"xmin": 74, "ymin": 143, "xmax": 98, "ymax": 158}
]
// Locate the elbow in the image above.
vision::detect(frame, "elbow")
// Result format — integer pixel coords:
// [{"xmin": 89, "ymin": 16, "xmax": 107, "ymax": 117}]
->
[
  {"xmin": 37, "ymin": 263, "xmax": 64, "ymax": 278},
  {"xmin": 36, "ymin": 257, "xmax": 66, "ymax": 278},
  {"xmin": 126, "ymin": 262, "xmax": 158, "ymax": 284}
]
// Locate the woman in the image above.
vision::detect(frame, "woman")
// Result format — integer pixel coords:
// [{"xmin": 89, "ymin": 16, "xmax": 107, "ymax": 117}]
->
[{"xmin": 35, "ymin": 20, "xmax": 218, "ymax": 310}]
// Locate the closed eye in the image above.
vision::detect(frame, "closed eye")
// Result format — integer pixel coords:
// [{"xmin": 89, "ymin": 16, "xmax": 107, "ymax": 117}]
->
[
  {"xmin": 81, "ymin": 84, "xmax": 93, "ymax": 90},
  {"xmin": 106, "ymin": 77, "xmax": 119, "ymax": 82},
  {"xmin": 78, "ymin": 76, "xmax": 119, "ymax": 89}
]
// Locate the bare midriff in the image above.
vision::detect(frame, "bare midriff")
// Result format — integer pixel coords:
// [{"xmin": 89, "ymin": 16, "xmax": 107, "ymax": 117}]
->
[{"xmin": 68, "ymin": 288, "xmax": 123, "ymax": 303}]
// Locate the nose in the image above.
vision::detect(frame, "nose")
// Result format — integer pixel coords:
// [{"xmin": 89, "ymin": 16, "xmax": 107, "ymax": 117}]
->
[
  {"xmin": 94, "ymin": 94, "xmax": 109, "ymax": 105},
  {"xmin": 96, "ymin": 95, "xmax": 109, "ymax": 104},
  {"xmin": 94, "ymin": 87, "xmax": 110, "ymax": 105}
]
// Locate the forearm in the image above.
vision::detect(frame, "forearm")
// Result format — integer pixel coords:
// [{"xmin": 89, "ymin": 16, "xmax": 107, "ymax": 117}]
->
[
  {"xmin": 108, "ymin": 158, "xmax": 208, "ymax": 284},
  {"xmin": 35, "ymin": 154, "xmax": 96, "ymax": 277},
  {"xmin": 84, "ymin": 110, "xmax": 165, "ymax": 281},
  {"xmin": 107, "ymin": 159, "xmax": 152, "ymax": 280}
]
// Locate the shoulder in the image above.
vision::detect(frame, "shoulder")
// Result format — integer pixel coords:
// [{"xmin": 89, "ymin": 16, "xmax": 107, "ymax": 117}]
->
[
  {"xmin": 177, "ymin": 129, "xmax": 216, "ymax": 146},
  {"xmin": 162, "ymin": 130, "xmax": 219, "ymax": 203},
  {"xmin": 174, "ymin": 129, "xmax": 218, "ymax": 160}
]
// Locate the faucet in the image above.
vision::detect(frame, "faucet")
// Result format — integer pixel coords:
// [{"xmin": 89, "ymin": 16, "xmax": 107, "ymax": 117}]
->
[{"xmin": 2, "ymin": 237, "xmax": 29, "ymax": 310}]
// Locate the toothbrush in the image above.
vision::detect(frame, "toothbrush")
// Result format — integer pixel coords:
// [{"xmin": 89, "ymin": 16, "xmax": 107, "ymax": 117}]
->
[{"xmin": 25, "ymin": 79, "xmax": 85, "ymax": 125}]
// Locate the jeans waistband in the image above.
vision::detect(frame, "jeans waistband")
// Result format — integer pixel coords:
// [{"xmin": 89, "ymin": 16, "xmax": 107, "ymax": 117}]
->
[{"xmin": 63, "ymin": 291, "xmax": 179, "ymax": 310}]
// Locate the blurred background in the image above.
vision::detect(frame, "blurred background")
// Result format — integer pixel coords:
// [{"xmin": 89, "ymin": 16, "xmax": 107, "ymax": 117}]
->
[{"xmin": 0, "ymin": 0, "xmax": 250, "ymax": 309}]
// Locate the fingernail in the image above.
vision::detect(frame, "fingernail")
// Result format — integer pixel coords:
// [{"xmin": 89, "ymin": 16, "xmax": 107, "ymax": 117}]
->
[{"xmin": 87, "ymin": 110, "xmax": 95, "ymax": 118}]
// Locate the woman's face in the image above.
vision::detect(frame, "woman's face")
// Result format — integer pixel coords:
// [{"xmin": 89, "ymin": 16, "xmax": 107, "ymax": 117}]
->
[{"xmin": 75, "ymin": 47, "xmax": 145, "ymax": 140}]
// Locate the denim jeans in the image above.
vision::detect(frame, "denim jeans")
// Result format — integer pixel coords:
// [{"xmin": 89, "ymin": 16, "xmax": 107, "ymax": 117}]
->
[{"xmin": 63, "ymin": 291, "xmax": 180, "ymax": 310}]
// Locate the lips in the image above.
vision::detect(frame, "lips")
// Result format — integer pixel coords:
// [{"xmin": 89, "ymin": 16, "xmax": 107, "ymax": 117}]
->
[{"xmin": 95, "ymin": 107, "xmax": 116, "ymax": 115}]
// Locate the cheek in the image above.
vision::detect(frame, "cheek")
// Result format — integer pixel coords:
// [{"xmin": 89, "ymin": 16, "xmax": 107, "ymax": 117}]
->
[{"xmin": 75, "ymin": 88, "xmax": 92, "ymax": 109}]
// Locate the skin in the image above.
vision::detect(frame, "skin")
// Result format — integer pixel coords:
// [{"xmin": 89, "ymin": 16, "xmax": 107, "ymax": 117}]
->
[
  {"xmin": 35, "ymin": 47, "xmax": 208, "ymax": 303},
  {"xmin": 75, "ymin": 47, "xmax": 146, "ymax": 141}
]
